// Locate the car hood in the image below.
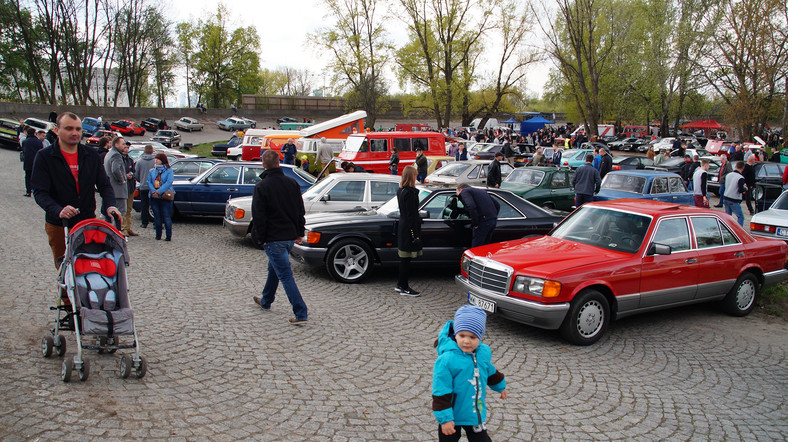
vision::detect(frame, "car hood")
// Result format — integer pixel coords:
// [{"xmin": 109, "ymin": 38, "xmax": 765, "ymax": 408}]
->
[
  {"xmin": 305, "ymin": 210, "xmax": 385, "ymax": 228},
  {"xmin": 468, "ymin": 235, "xmax": 629, "ymax": 277}
]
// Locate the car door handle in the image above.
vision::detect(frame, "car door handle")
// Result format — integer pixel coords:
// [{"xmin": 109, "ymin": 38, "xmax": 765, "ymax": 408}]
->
[
  {"xmin": 227, "ymin": 188, "xmax": 238, "ymax": 191},
  {"xmin": 734, "ymin": 252, "xmax": 744, "ymax": 257},
  {"xmin": 685, "ymin": 258, "xmax": 697, "ymax": 264}
]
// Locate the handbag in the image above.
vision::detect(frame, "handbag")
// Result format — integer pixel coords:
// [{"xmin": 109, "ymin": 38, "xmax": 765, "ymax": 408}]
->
[{"xmin": 161, "ymin": 190, "xmax": 174, "ymax": 201}]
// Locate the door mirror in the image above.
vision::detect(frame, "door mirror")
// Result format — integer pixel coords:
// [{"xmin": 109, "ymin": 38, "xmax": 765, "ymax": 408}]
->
[
  {"xmin": 320, "ymin": 194, "xmax": 330, "ymax": 202},
  {"xmin": 419, "ymin": 209, "xmax": 429, "ymax": 219},
  {"xmin": 647, "ymin": 243, "xmax": 672, "ymax": 256}
]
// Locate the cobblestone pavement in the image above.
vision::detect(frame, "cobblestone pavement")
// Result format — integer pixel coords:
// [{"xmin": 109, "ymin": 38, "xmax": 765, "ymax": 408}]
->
[{"xmin": 0, "ymin": 147, "xmax": 785, "ymax": 441}]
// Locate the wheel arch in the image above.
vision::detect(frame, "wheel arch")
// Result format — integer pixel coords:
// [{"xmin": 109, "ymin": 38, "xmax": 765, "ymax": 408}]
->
[
  {"xmin": 573, "ymin": 282, "xmax": 618, "ymax": 317},
  {"xmin": 739, "ymin": 265, "xmax": 764, "ymax": 286}
]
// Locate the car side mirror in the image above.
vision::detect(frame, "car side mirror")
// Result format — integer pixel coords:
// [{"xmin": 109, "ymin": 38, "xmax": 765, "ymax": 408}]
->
[
  {"xmin": 419, "ymin": 209, "xmax": 429, "ymax": 219},
  {"xmin": 647, "ymin": 243, "xmax": 671, "ymax": 256},
  {"xmin": 320, "ymin": 194, "xmax": 330, "ymax": 202}
]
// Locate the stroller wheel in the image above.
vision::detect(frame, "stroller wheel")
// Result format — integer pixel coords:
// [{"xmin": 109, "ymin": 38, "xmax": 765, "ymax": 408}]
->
[
  {"xmin": 54, "ymin": 334, "xmax": 67, "ymax": 357},
  {"xmin": 41, "ymin": 336, "xmax": 54, "ymax": 358},
  {"xmin": 61, "ymin": 358, "xmax": 73, "ymax": 382},
  {"xmin": 135, "ymin": 356, "xmax": 147, "ymax": 379},
  {"xmin": 78, "ymin": 359, "xmax": 90, "ymax": 382},
  {"xmin": 119, "ymin": 355, "xmax": 132, "ymax": 379}
]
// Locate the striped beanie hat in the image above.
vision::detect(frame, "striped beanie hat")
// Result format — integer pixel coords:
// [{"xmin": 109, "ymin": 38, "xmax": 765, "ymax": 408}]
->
[{"xmin": 453, "ymin": 305, "xmax": 487, "ymax": 340}]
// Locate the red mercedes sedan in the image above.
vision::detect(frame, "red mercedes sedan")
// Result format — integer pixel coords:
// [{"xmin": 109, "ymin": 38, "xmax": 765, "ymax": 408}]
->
[
  {"xmin": 457, "ymin": 199, "xmax": 788, "ymax": 345},
  {"xmin": 109, "ymin": 120, "xmax": 146, "ymax": 136}
]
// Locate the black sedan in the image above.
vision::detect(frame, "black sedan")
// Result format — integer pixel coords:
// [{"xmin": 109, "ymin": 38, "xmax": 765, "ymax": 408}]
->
[{"xmin": 290, "ymin": 187, "xmax": 565, "ymax": 283}]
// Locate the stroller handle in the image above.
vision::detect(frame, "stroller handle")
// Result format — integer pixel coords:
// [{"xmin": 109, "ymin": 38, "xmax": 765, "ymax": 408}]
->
[{"xmin": 61, "ymin": 209, "xmax": 122, "ymax": 232}]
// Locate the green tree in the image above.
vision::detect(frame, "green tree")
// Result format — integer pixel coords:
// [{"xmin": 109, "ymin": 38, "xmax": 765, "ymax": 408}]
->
[
  {"xmin": 176, "ymin": 21, "xmax": 198, "ymax": 107},
  {"xmin": 190, "ymin": 4, "xmax": 262, "ymax": 108},
  {"xmin": 311, "ymin": 0, "xmax": 390, "ymax": 127}
]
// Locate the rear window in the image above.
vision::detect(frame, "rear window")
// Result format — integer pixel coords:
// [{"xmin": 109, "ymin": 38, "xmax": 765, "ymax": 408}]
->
[{"xmin": 601, "ymin": 174, "xmax": 647, "ymax": 194}]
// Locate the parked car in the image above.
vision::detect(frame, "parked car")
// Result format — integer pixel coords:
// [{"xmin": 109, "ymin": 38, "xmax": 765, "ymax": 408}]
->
[
  {"xmin": 500, "ymin": 166, "xmax": 575, "ymax": 211},
  {"xmin": 81, "ymin": 117, "xmax": 102, "ymax": 135},
  {"xmin": 169, "ymin": 158, "xmax": 225, "ymax": 180},
  {"xmin": 611, "ymin": 155, "xmax": 654, "ymax": 170},
  {"xmin": 85, "ymin": 129, "xmax": 121, "ymax": 147},
  {"xmin": 133, "ymin": 162, "xmax": 315, "ymax": 218},
  {"xmin": 140, "ymin": 117, "xmax": 167, "ymax": 132},
  {"xmin": 559, "ymin": 148, "xmax": 596, "ymax": 168},
  {"xmin": 127, "ymin": 144, "xmax": 197, "ymax": 163},
  {"xmin": 211, "ymin": 136, "xmax": 243, "ymax": 157},
  {"xmin": 174, "ymin": 117, "xmax": 204, "ymax": 132},
  {"xmin": 237, "ymin": 116, "xmax": 257, "ymax": 129},
  {"xmin": 595, "ymin": 170, "xmax": 694, "ymax": 205},
  {"xmin": 277, "ymin": 116, "xmax": 298, "ymax": 124},
  {"xmin": 23, "ymin": 117, "xmax": 56, "ymax": 133},
  {"xmin": 151, "ymin": 130, "xmax": 181, "ymax": 148},
  {"xmin": 217, "ymin": 117, "xmax": 252, "ymax": 131},
  {"xmin": 750, "ymin": 190, "xmax": 788, "ymax": 242},
  {"xmin": 469, "ymin": 144, "xmax": 503, "ymax": 160},
  {"xmin": 423, "ymin": 160, "xmax": 514, "ymax": 186},
  {"xmin": 751, "ymin": 162, "xmax": 787, "ymax": 211},
  {"xmin": 0, "ymin": 118, "xmax": 21, "ymax": 149},
  {"xmin": 109, "ymin": 120, "xmax": 146, "ymax": 136},
  {"xmin": 456, "ymin": 199, "xmax": 788, "ymax": 345},
  {"xmin": 224, "ymin": 173, "xmax": 402, "ymax": 237},
  {"xmin": 289, "ymin": 187, "xmax": 564, "ymax": 283},
  {"xmin": 512, "ymin": 144, "xmax": 536, "ymax": 167}
]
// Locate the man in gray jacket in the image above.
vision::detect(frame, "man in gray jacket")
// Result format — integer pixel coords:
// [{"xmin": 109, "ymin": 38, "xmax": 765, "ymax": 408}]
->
[
  {"xmin": 104, "ymin": 136, "xmax": 130, "ymax": 220},
  {"xmin": 572, "ymin": 154, "xmax": 602, "ymax": 207},
  {"xmin": 134, "ymin": 144, "xmax": 156, "ymax": 228}
]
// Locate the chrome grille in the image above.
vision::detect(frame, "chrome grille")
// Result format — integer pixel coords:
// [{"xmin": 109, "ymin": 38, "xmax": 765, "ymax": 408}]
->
[
  {"xmin": 467, "ymin": 258, "xmax": 512, "ymax": 295},
  {"xmin": 224, "ymin": 204, "xmax": 234, "ymax": 220}
]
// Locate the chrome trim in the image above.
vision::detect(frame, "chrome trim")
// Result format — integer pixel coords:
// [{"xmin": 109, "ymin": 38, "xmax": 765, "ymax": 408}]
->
[{"xmin": 763, "ymin": 268, "xmax": 788, "ymax": 289}]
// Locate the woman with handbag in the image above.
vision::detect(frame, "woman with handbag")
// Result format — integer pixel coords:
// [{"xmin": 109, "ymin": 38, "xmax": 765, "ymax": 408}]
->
[
  {"xmin": 396, "ymin": 166, "xmax": 422, "ymax": 297},
  {"xmin": 146, "ymin": 153, "xmax": 175, "ymax": 241}
]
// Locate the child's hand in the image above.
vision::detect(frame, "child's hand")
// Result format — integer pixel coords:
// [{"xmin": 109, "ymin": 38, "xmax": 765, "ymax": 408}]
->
[
  {"xmin": 500, "ymin": 389, "xmax": 508, "ymax": 400},
  {"xmin": 441, "ymin": 421, "xmax": 456, "ymax": 435}
]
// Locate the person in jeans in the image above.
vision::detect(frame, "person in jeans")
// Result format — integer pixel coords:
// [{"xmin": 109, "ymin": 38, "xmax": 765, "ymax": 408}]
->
[
  {"xmin": 146, "ymin": 153, "xmax": 175, "ymax": 240},
  {"xmin": 252, "ymin": 149, "xmax": 308, "ymax": 325},
  {"xmin": 723, "ymin": 161, "xmax": 748, "ymax": 226},
  {"xmin": 134, "ymin": 145, "xmax": 156, "ymax": 228},
  {"xmin": 715, "ymin": 154, "xmax": 732, "ymax": 207}
]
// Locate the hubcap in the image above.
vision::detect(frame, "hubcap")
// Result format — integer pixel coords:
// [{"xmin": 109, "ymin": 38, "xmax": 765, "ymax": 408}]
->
[
  {"xmin": 333, "ymin": 245, "xmax": 369, "ymax": 280},
  {"xmin": 576, "ymin": 300, "xmax": 604, "ymax": 337},
  {"xmin": 736, "ymin": 280, "xmax": 756, "ymax": 310}
]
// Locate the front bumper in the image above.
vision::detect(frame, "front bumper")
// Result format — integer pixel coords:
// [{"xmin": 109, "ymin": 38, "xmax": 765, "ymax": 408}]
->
[
  {"xmin": 223, "ymin": 217, "xmax": 250, "ymax": 237},
  {"xmin": 290, "ymin": 243, "xmax": 328, "ymax": 268},
  {"xmin": 455, "ymin": 274, "xmax": 570, "ymax": 330}
]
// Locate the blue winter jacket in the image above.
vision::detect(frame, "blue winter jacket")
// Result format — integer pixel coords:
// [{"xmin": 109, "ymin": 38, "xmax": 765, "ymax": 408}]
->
[
  {"xmin": 432, "ymin": 321, "xmax": 506, "ymax": 426},
  {"xmin": 147, "ymin": 165, "xmax": 174, "ymax": 196}
]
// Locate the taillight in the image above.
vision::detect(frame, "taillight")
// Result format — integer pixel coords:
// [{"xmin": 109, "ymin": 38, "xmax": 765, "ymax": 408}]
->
[
  {"xmin": 612, "ymin": 165, "xmax": 621, "ymax": 170},
  {"xmin": 750, "ymin": 222, "xmax": 775, "ymax": 232},
  {"xmin": 134, "ymin": 189, "xmax": 139, "ymax": 198}
]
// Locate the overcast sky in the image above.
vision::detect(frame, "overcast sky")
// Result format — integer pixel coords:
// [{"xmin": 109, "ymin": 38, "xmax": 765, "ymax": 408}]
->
[{"xmin": 165, "ymin": 0, "xmax": 548, "ymax": 105}]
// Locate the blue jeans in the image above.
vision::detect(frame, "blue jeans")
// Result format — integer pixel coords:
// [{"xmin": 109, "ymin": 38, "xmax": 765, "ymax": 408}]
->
[
  {"xmin": 150, "ymin": 197, "xmax": 173, "ymax": 238},
  {"xmin": 260, "ymin": 241, "xmax": 308, "ymax": 320},
  {"xmin": 717, "ymin": 182, "xmax": 725, "ymax": 204},
  {"xmin": 575, "ymin": 193, "xmax": 594, "ymax": 207},
  {"xmin": 724, "ymin": 199, "xmax": 744, "ymax": 226},
  {"xmin": 472, "ymin": 219, "xmax": 497, "ymax": 248}
]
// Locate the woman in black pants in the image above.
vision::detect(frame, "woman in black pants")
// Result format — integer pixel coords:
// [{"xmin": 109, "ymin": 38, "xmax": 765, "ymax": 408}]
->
[{"xmin": 396, "ymin": 166, "xmax": 422, "ymax": 297}]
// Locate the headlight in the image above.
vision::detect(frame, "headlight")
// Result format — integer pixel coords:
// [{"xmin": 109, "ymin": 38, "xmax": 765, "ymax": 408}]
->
[
  {"xmin": 513, "ymin": 276, "xmax": 561, "ymax": 298},
  {"xmin": 461, "ymin": 255, "xmax": 471, "ymax": 274}
]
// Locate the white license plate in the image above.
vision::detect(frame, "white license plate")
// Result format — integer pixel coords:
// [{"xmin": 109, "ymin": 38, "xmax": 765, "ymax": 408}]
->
[
  {"xmin": 468, "ymin": 293, "xmax": 495, "ymax": 313},
  {"xmin": 777, "ymin": 228, "xmax": 788, "ymax": 237}
]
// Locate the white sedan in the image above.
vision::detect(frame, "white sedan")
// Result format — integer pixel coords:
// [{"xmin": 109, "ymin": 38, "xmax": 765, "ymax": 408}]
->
[
  {"xmin": 223, "ymin": 173, "xmax": 402, "ymax": 237},
  {"xmin": 750, "ymin": 190, "xmax": 788, "ymax": 242}
]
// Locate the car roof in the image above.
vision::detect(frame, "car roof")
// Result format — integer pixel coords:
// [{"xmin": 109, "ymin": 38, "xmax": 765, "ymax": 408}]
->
[
  {"xmin": 606, "ymin": 170, "xmax": 679, "ymax": 178},
  {"xmin": 510, "ymin": 166, "xmax": 566, "ymax": 172},
  {"xmin": 585, "ymin": 198, "xmax": 722, "ymax": 217}
]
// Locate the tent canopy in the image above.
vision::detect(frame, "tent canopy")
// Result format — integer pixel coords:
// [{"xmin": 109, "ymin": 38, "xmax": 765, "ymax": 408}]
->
[
  {"xmin": 679, "ymin": 119, "xmax": 724, "ymax": 130},
  {"xmin": 500, "ymin": 117, "xmax": 519, "ymax": 124},
  {"xmin": 520, "ymin": 116, "xmax": 555, "ymax": 135}
]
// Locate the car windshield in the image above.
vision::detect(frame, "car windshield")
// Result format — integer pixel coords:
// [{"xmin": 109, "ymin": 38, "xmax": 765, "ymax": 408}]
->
[
  {"xmin": 771, "ymin": 192, "xmax": 788, "ymax": 210},
  {"xmin": 505, "ymin": 169, "xmax": 545, "ymax": 186},
  {"xmin": 601, "ymin": 174, "xmax": 647, "ymax": 194},
  {"xmin": 377, "ymin": 189, "xmax": 431, "ymax": 216},
  {"xmin": 552, "ymin": 206, "xmax": 651, "ymax": 254},
  {"xmin": 432, "ymin": 162, "xmax": 470, "ymax": 177},
  {"xmin": 302, "ymin": 176, "xmax": 338, "ymax": 201},
  {"xmin": 290, "ymin": 166, "xmax": 317, "ymax": 186},
  {"xmin": 115, "ymin": 121, "xmax": 129, "ymax": 127}
]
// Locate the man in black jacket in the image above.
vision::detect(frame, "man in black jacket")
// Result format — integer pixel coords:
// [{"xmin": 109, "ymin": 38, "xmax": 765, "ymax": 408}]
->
[
  {"xmin": 457, "ymin": 183, "xmax": 500, "ymax": 248},
  {"xmin": 487, "ymin": 151, "xmax": 504, "ymax": 188},
  {"xmin": 251, "ymin": 149, "xmax": 308, "ymax": 325},
  {"xmin": 599, "ymin": 147, "xmax": 613, "ymax": 178},
  {"xmin": 32, "ymin": 112, "xmax": 120, "ymax": 268},
  {"xmin": 21, "ymin": 127, "xmax": 43, "ymax": 196}
]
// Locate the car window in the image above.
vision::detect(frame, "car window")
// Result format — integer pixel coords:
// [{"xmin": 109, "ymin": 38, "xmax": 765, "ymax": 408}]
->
[
  {"xmin": 242, "ymin": 167, "xmax": 263, "ymax": 185},
  {"xmin": 692, "ymin": 216, "xmax": 724, "ymax": 248},
  {"xmin": 394, "ymin": 138, "xmax": 411, "ymax": 152},
  {"xmin": 370, "ymin": 181, "xmax": 398, "ymax": 202},
  {"xmin": 501, "ymin": 163, "xmax": 514, "ymax": 175},
  {"xmin": 204, "ymin": 166, "xmax": 240, "ymax": 184},
  {"xmin": 759, "ymin": 164, "xmax": 780, "ymax": 177},
  {"xmin": 468, "ymin": 166, "xmax": 480, "ymax": 179},
  {"xmin": 506, "ymin": 169, "xmax": 545, "ymax": 185},
  {"xmin": 412, "ymin": 138, "xmax": 429, "ymax": 151},
  {"xmin": 720, "ymin": 221, "xmax": 741, "ymax": 245},
  {"xmin": 651, "ymin": 177, "xmax": 668, "ymax": 194},
  {"xmin": 432, "ymin": 162, "xmax": 468, "ymax": 177},
  {"xmin": 551, "ymin": 172, "xmax": 568, "ymax": 188},
  {"xmin": 668, "ymin": 176, "xmax": 686, "ymax": 193},
  {"xmin": 479, "ymin": 165, "xmax": 488, "ymax": 178},
  {"xmin": 172, "ymin": 162, "xmax": 199, "ymax": 175},
  {"xmin": 652, "ymin": 217, "xmax": 691, "ymax": 252},
  {"xmin": 601, "ymin": 174, "xmax": 646, "ymax": 193},
  {"xmin": 491, "ymin": 194, "xmax": 521, "ymax": 219},
  {"xmin": 370, "ymin": 139, "xmax": 387, "ymax": 152},
  {"xmin": 326, "ymin": 180, "xmax": 365, "ymax": 202},
  {"xmin": 421, "ymin": 193, "xmax": 468, "ymax": 220}
]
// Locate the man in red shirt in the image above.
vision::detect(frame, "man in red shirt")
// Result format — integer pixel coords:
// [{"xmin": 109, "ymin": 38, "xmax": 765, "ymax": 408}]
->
[{"xmin": 32, "ymin": 112, "xmax": 121, "ymax": 267}]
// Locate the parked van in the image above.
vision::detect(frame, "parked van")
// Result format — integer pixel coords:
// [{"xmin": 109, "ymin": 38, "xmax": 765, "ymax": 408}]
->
[
  {"xmin": 338, "ymin": 132, "xmax": 451, "ymax": 174},
  {"xmin": 227, "ymin": 129, "xmax": 283, "ymax": 160},
  {"xmin": 469, "ymin": 118, "xmax": 499, "ymax": 131},
  {"xmin": 395, "ymin": 123, "xmax": 431, "ymax": 132},
  {"xmin": 571, "ymin": 124, "xmax": 616, "ymax": 138},
  {"xmin": 242, "ymin": 132, "xmax": 300, "ymax": 161}
]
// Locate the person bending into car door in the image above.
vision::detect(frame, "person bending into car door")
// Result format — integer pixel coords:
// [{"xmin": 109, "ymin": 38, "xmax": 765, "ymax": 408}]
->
[
  {"xmin": 456, "ymin": 183, "xmax": 499, "ymax": 248},
  {"xmin": 32, "ymin": 112, "xmax": 121, "ymax": 269}
]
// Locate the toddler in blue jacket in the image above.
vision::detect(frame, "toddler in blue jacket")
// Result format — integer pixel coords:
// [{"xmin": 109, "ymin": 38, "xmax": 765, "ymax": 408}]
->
[{"xmin": 432, "ymin": 305, "xmax": 507, "ymax": 441}]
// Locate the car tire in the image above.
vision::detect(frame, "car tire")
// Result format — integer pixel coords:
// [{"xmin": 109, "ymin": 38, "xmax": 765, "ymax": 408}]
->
[
  {"xmin": 325, "ymin": 239, "xmax": 374, "ymax": 283},
  {"xmin": 723, "ymin": 272, "xmax": 758, "ymax": 316},
  {"xmin": 560, "ymin": 289, "xmax": 610, "ymax": 346}
]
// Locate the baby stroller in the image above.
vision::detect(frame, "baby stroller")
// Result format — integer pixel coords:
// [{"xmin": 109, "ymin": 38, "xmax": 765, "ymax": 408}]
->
[{"xmin": 41, "ymin": 217, "xmax": 147, "ymax": 382}]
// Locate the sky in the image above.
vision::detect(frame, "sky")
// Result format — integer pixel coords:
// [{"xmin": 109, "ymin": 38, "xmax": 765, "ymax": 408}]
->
[{"xmin": 166, "ymin": 0, "xmax": 549, "ymax": 104}]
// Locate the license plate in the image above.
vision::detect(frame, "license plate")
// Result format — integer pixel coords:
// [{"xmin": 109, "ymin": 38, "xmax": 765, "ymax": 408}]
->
[
  {"xmin": 777, "ymin": 228, "xmax": 788, "ymax": 237},
  {"xmin": 468, "ymin": 293, "xmax": 495, "ymax": 313}
]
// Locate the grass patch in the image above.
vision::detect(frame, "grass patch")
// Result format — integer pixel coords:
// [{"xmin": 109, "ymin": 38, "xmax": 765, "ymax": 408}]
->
[
  {"xmin": 184, "ymin": 141, "xmax": 222, "ymax": 158},
  {"xmin": 758, "ymin": 282, "xmax": 788, "ymax": 317}
]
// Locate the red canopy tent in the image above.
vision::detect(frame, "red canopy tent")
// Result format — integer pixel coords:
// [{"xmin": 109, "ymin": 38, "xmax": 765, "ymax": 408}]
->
[{"xmin": 679, "ymin": 120, "xmax": 726, "ymax": 130}]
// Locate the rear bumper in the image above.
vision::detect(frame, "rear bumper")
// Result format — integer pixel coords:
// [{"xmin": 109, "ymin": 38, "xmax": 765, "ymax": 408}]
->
[
  {"xmin": 455, "ymin": 274, "xmax": 570, "ymax": 330},
  {"xmin": 763, "ymin": 268, "xmax": 788, "ymax": 287}
]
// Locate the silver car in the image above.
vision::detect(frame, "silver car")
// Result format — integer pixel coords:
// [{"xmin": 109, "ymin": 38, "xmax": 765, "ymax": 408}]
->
[
  {"xmin": 423, "ymin": 159, "xmax": 514, "ymax": 186},
  {"xmin": 224, "ymin": 173, "xmax": 402, "ymax": 237},
  {"xmin": 174, "ymin": 117, "xmax": 204, "ymax": 132}
]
